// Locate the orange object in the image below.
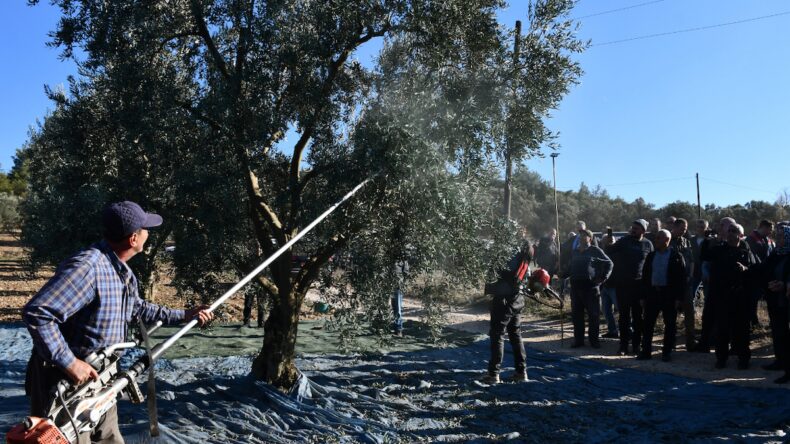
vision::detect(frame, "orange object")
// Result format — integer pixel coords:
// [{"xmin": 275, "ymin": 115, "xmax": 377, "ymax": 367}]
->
[{"xmin": 6, "ymin": 417, "xmax": 69, "ymax": 444}]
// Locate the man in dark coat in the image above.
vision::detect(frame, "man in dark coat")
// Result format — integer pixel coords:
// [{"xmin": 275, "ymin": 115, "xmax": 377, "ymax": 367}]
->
[
  {"xmin": 708, "ymin": 223, "xmax": 757, "ymax": 369},
  {"xmin": 745, "ymin": 220, "xmax": 775, "ymax": 328},
  {"xmin": 749, "ymin": 223, "xmax": 790, "ymax": 382},
  {"xmin": 604, "ymin": 219, "xmax": 654, "ymax": 356},
  {"xmin": 567, "ymin": 229, "xmax": 613, "ymax": 348},
  {"xmin": 639, "ymin": 229, "xmax": 687, "ymax": 361},
  {"xmin": 670, "ymin": 218, "xmax": 696, "ymax": 350},
  {"xmin": 696, "ymin": 217, "xmax": 748, "ymax": 353}
]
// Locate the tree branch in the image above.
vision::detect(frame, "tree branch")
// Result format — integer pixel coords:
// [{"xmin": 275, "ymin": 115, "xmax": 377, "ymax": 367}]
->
[
  {"xmin": 294, "ymin": 165, "xmax": 327, "ymax": 195},
  {"xmin": 286, "ymin": 24, "xmax": 390, "ymax": 233},
  {"xmin": 244, "ymin": 167, "xmax": 286, "ymax": 245},
  {"xmin": 178, "ymin": 101, "xmax": 226, "ymax": 134},
  {"xmin": 189, "ymin": 0, "xmax": 232, "ymax": 81},
  {"xmin": 255, "ymin": 275, "xmax": 279, "ymax": 297},
  {"xmin": 232, "ymin": 257, "xmax": 279, "ymax": 299},
  {"xmin": 295, "ymin": 233, "xmax": 348, "ymax": 296}
]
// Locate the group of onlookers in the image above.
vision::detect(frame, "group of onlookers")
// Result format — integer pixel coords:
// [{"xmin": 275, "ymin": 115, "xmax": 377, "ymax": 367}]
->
[{"xmin": 534, "ymin": 216, "xmax": 790, "ymax": 384}]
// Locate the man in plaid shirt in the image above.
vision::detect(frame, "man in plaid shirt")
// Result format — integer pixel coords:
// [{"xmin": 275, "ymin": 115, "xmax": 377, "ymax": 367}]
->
[{"xmin": 23, "ymin": 201, "xmax": 212, "ymax": 443}]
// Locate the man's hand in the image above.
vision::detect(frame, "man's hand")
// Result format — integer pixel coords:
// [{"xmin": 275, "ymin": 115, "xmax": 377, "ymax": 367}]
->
[
  {"xmin": 602, "ymin": 235, "xmax": 615, "ymax": 246},
  {"xmin": 65, "ymin": 358, "xmax": 99, "ymax": 385},
  {"xmin": 185, "ymin": 305, "xmax": 214, "ymax": 327}
]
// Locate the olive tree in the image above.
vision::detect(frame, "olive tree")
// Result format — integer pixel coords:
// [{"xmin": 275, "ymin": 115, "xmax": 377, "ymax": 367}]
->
[{"xmin": 24, "ymin": 0, "xmax": 585, "ymax": 389}]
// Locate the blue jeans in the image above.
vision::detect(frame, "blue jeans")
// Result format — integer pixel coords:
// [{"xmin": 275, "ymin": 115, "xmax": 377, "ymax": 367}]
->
[
  {"xmin": 600, "ymin": 286, "xmax": 618, "ymax": 335},
  {"xmin": 391, "ymin": 289, "xmax": 404, "ymax": 332}
]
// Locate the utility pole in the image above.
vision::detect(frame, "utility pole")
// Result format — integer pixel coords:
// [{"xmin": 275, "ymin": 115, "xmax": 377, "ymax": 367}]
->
[
  {"xmin": 696, "ymin": 173, "xmax": 701, "ymax": 219},
  {"xmin": 551, "ymin": 153, "xmax": 560, "ymax": 261},
  {"xmin": 503, "ymin": 20, "xmax": 521, "ymax": 220}
]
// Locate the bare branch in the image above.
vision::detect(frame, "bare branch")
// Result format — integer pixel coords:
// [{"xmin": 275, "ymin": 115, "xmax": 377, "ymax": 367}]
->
[{"xmin": 245, "ymin": 168, "xmax": 285, "ymax": 241}]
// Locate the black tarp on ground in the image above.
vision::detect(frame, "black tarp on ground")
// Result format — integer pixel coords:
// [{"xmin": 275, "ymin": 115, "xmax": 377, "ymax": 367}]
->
[{"xmin": 2, "ymin": 323, "xmax": 789, "ymax": 443}]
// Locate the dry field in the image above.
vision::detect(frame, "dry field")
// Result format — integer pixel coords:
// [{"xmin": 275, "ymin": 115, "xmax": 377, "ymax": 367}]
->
[{"xmin": 0, "ymin": 231, "xmax": 251, "ymax": 323}]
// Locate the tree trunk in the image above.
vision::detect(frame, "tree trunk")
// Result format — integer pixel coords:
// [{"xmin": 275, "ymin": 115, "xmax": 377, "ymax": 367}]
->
[{"xmin": 252, "ymin": 285, "xmax": 301, "ymax": 389}]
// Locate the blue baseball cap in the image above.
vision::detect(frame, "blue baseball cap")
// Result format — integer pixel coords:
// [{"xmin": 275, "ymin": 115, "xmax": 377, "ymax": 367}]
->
[{"xmin": 102, "ymin": 201, "xmax": 163, "ymax": 240}]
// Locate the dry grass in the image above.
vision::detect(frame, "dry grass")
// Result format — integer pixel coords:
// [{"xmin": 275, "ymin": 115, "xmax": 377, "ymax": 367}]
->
[{"xmin": 0, "ymin": 232, "xmax": 255, "ymax": 323}]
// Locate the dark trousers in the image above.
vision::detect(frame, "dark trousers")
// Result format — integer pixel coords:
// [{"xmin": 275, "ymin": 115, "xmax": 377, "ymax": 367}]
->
[
  {"xmin": 570, "ymin": 280, "xmax": 600, "ymax": 344},
  {"xmin": 641, "ymin": 287, "xmax": 678, "ymax": 356},
  {"xmin": 25, "ymin": 353, "xmax": 124, "ymax": 444},
  {"xmin": 617, "ymin": 281, "xmax": 644, "ymax": 352},
  {"xmin": 488, "ymin": 296, "xmax": 527, "ymax": 375},
  {"xmin": 765, "ymin": 292, "xmax": 790, "ymax": 369},
  {"xmin": 243, "ymin": 292, "xmax": 266, "ymax": 326},
  {"xmin": 714, "ymin": 291, "xmax": 751, "ymax": 363}
]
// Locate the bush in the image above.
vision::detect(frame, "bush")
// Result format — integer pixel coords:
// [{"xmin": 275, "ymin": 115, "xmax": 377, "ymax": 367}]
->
[{"xmin": 0, "ymin": 193, "xmax": 21, "ymax": 231}]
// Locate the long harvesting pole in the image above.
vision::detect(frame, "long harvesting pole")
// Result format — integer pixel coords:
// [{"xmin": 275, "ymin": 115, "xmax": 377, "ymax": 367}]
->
[{"xmin": 150, "ymin": 178, "xmax": 372, "ymax": 361}]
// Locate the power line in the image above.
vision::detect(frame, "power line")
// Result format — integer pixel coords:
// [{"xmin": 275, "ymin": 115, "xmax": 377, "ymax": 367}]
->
[
  {"xmin": 574, "ymin": 0, "xmax": 668, "ymax": 20},
  {"xmin": 592, "ymin": 10, "xmax": 790, "ymax": 47},
  {"xmin": 699, "ymin": 176, "xmax": 777, "ymax": 196},
  {"xmin": 602, "ymin": 176, "xmax": 693, "ymax": 188}
]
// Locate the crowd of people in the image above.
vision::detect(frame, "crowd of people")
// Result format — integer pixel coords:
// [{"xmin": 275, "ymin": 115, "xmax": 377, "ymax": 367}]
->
[{"xmin": 529, "ymin": 216, "xmax": 790, "ymax": 384}]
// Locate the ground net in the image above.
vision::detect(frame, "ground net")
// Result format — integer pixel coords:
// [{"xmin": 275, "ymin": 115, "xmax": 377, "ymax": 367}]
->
[{"xmin": 1, "ymin": 323, "xmax": 788, "ymax": 443}]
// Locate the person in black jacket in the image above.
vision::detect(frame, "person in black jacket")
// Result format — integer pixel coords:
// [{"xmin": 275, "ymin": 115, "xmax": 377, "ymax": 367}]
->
[
  {"xmin": 568, "ymin": 229, "xmax": 613, "ymax": 348},
  {"xmin": 708, "ymin": 223, "xmax": 757, "ymax": 369},
  {"xmin": 695, "ymin": 217, "xmax": 739, "ymax": 353},
  {"xmin": 603, "ymin": 219, "xmax": 654, "ymax": 356},
  {"xmin": 745, "ymin": 220, "xmax": 776, "ymax": 328},
  {"xmin": 638, "ymin": 229, "xmax": 687, "ymax": 361},
  {"xmin": 688, "ymin": 219, "xmax": 712, "ymax": 348},
  {"xmin": 479, "ymin": 237, "xmax": 532, "ymax": 384},
  {"xmin": 670, "ymin": 218, "xmax": 696, "ymax": 351},
  {"xmin": 749, "ymin": 223, "xmax": 790, "ymax": 383}
]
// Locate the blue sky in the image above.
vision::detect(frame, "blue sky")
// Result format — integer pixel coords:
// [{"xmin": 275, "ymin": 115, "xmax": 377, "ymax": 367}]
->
[{"xmin": 2, "ymin": 1, "xmax": 788, "ymax": 208}]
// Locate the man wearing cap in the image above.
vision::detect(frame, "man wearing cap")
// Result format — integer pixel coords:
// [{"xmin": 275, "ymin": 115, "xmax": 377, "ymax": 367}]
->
[
  {"xmin": 567, "ymin": 229, "xmax": 613, "ymax": 349},
  {"xmin": 23, "ymin": 201, "xmax": 213, "ymax": 443},
  {"xmin": 603, "ymin": 219, "xmax": 654, "ymax": 356}
]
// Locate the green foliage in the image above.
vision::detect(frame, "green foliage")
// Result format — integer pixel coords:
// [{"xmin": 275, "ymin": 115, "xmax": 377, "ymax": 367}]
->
[
  {"xmin": 0, "ymin": 150, "xmax": 30, "ymax": 197},
  {"xmin": 0, "ymin": 194, "xmax": 22, "ymax": 231}
]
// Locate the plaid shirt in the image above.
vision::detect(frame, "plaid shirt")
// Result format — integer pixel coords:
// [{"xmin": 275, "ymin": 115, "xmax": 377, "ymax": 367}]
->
[{"xmin": 24, "ymin": 241, "xmax": 184, "ymax": 369}]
